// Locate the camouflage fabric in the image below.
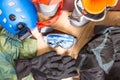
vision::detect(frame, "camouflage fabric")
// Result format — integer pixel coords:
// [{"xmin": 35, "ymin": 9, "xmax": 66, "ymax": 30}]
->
[{"xmin": 0, "ymin": 29, "xmax": 37, "ymax": 80}]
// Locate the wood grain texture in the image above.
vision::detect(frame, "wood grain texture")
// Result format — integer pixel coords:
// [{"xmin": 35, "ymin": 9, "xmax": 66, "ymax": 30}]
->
[
  {"xmin": 38, "ymin": 11, "xmax": 120, "ymax": 59},
  {"xmin": 37, "ymin": 11, "xmax": 120, "ymax": 80}
]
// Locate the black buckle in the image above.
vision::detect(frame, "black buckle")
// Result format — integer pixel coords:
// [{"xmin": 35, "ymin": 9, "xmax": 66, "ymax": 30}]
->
[{"xmin": 17, "ymin": 27, "xmax": 32, "ymax": 40}]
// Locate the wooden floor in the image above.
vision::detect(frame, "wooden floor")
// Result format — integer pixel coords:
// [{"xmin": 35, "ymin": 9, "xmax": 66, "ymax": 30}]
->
[
  {"xmin": 38, "ymin": 11, "xmax": 120, "ymax": 80},
  {"xmin": 1, "ymin": 11, "xmax": 120, "ymax": 80},
  {"xmin": 1, "ymin": 11, "xmax": 119, "ymax": 59},
  {"xmin": 1, "ymin": 11, "xmax": 120, "ymax": 59},
  {"xmin": 0, "ymin": 6, "xmax": 119, "ymax": 79}
]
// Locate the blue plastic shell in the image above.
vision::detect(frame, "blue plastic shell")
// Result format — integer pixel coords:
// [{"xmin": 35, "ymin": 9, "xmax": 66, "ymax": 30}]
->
[{"xmin": 0, "ymin": 0, "xmax": 38, "ymax": 34}]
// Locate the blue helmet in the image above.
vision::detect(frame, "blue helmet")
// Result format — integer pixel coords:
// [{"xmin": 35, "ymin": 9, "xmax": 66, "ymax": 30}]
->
[{"xmin": 0, "ymin": 0, "xmax": 38, "ymax": 40}]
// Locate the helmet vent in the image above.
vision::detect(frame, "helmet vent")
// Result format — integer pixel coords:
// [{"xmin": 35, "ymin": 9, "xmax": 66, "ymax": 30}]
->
[{"xmin": 9, "ymin": 14, "xmax": 16, "ymax": 21}]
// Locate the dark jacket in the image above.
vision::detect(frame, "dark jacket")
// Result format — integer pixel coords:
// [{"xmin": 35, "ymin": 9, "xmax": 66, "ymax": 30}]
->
[{"xmin": 76, "ymin": 25, "xmax": 120, "ymax": 80}]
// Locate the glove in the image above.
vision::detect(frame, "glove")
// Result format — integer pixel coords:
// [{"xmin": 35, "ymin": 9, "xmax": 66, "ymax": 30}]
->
[
  {"xmin": 15, "ymin": 51, "xmax": 78, "ymax": 80},
  {"xmin": 80, "ymin": 67, "xmax": 105, "ymax": 80}
]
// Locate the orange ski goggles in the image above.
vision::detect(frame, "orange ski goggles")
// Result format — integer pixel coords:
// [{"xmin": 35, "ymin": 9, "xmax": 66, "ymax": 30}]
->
[
  {"xmin": 32, "ymin": 0, "xmax": 63, "ymax": 28},
  {"xmin": 82, "ymin": 0, "xmax": 118, "ymax": 14}
]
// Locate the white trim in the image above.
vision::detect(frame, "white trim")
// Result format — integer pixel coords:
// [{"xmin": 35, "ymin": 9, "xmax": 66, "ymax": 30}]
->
[{"xmin": 39, "ymin": 4, "xmax": 58, "ymax": 17}]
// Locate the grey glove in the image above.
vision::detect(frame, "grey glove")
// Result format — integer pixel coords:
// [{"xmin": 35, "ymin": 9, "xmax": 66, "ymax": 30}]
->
[{"xmin": 15, "ymin": 51, "xmax": 78, "ymax": 80}]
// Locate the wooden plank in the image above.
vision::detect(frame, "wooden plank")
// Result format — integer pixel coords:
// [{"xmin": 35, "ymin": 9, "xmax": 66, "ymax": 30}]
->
[{"xmin": 38, "ymin": 11, "xmax": 120, "ymax": 59}]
